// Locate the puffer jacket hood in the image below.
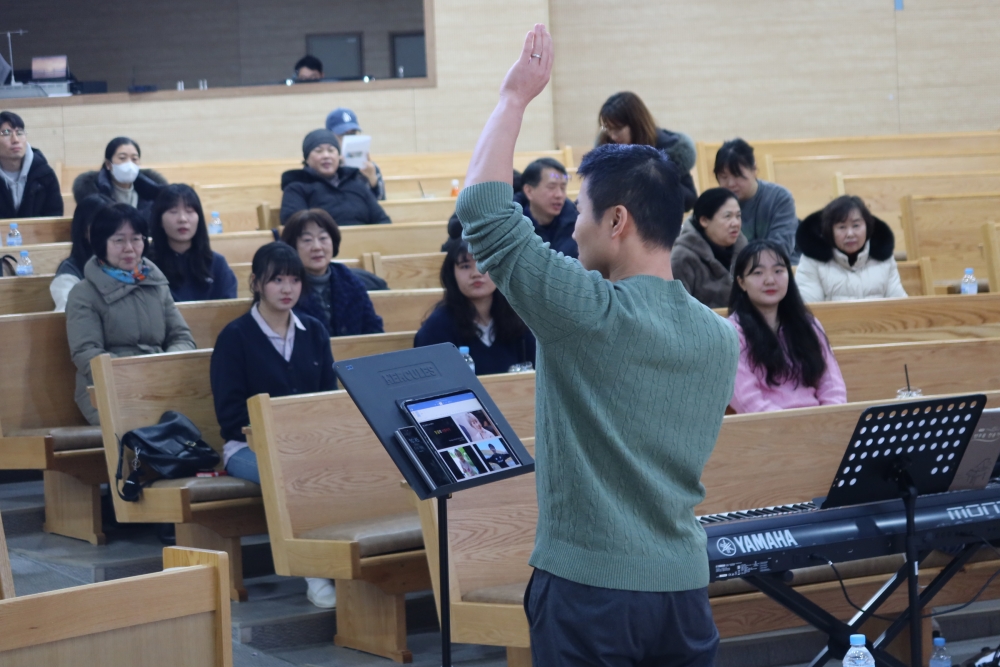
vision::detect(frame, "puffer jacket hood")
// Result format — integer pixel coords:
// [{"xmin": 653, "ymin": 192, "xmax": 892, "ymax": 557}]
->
[
  {"xmin": 796, "ymin": 209, "xmax": 896, "ymax": 263},
  {"xmin": 655, "ymin": 128, "xmax": 697, "ymax": 172},
  {"xmin": 81, "ymin": 255, "xmax": 170, "ymax": 303}
]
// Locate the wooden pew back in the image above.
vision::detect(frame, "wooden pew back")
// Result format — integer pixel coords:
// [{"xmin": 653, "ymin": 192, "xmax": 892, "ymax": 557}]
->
[
  {"xmin": 984, "ymin": 222, "xmax": 1000, "ymax": 294},
  {"xmin": 369, "ymin": 288, "xmax": 441, "ymax": 332},
  {"xmin": 0, "ymin": 217, "xmax": 72, "ymax": 245},
  {"xmin": 195, "ymin": 184, "xmax": 282, "ymax": 232},
  {"xmin": 0, "ymin": 275, "xmax": 54, "ymax": 314},
  {"xmin": 365, "ymin": 252, "xmax": 444, "ymax": 289},
  {"xmin": 0, "ymin": 546, "xmax": 232, "ymax": 667},
  {"xmin": 771, "ymin": 153, "xmax": 1000, "ymax": 223},
  {"xmin": 838, "ymin": 170, "xmax": 1000, "ymax": 232},
  {"xmin": 382, "ymin": 197, "xmax": 456, "ymax": 224},
  {"xmin": 11, "ymin": 242, "xmax": 70, "ymax": 275},
  {"xmin": 902, "ymin": 193, "xmax": 1000, "ymax": 283},
  {"xmin": 339, "ymin": 221, "xmax": 447, "ymax": 257},
  {"xmin": 896, "ymin": 258, "xmax": 935, "ymax": 297},
  {"xmin": 695, "ymin": 132, "xmax": 1000, "ymax": 194},
  {"xmin": 0, "ymin": 510, "xmax": 13, "ymax": 599},
  {"xmin": 330, "ymin": 331, "xmax": 415, "ymax": 360}
]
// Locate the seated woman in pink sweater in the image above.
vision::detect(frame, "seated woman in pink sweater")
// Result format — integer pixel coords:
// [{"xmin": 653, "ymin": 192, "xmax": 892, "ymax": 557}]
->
[{"xmin": 727, "ymin": 239, "xmax": 847, "ymax": 413}]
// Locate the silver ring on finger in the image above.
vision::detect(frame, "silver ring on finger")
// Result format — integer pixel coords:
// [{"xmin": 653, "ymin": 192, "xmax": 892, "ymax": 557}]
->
[{"xmin": 530, "ymin": 53, "xmax": 541, "ymax": 59}]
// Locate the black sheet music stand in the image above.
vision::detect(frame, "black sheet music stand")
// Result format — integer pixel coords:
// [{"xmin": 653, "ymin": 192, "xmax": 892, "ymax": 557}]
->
[
  {"xmin": 334, "ymin": 344, "xmax": 535, "ymax": 667},
  {"xmin": 745, "ymin": 394, "xmax": 986, "ymax": 667}
]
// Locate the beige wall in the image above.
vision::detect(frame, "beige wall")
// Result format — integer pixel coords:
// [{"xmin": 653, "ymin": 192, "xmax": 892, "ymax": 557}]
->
[
  {"xmin": 3, "ymin": 0, "xmax": 424, "ymax": 91},
  {"xmin": 6, "ymin": 0, "xmax": 1000, "ymax": 169}
]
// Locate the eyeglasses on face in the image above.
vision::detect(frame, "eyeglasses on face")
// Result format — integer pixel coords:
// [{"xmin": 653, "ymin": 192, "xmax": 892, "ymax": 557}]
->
[{"xmin": 0, "ymin": 129, "xmax": 26, "ymax": 138}]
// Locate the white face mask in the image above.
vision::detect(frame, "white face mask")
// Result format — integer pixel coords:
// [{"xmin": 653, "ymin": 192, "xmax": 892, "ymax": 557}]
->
[{"xmin": 110, "ymin": 161, "xmax": 140, "ymax": 185}]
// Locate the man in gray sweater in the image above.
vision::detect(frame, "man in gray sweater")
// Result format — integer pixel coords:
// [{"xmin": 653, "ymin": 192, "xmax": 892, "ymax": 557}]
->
[{"xmin": 458, "ymin": 24, "xmax": 738, "ymax": 667}]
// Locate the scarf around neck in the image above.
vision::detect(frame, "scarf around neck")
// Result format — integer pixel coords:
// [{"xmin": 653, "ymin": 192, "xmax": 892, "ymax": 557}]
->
[{"xmin": 98, "ymin": 259, "xmax": 150, "ymax": 284}]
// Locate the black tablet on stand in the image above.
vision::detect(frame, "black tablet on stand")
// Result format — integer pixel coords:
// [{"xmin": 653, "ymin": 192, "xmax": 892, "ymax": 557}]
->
[{"xmin": 335, "ymin": 344, "xmax": 535, "ymax": 667}]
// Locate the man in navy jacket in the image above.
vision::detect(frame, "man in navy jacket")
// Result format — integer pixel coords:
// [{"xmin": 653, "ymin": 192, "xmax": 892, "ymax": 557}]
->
[
  {"xmin": 0, "ymin": 111, "xmax": 63, "ymax": 220},
  {"xmin": 515, "ymin": 157, "xmax": 578, "ymax": 258}
]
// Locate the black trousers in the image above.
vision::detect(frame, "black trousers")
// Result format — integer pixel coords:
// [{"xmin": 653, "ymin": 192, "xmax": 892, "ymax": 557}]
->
[{"xmin": 524, "ymin": 568, "xmax": 719, "ymax": 667}]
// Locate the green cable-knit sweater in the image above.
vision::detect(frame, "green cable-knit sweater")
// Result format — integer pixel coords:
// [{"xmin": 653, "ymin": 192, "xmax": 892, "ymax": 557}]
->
[{"xmin": 457, "ymin": 181, "xmax": 739, "ymax": 592}]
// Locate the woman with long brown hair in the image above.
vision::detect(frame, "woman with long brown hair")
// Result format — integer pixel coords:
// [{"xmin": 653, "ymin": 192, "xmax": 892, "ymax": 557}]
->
[{"xmin": 597, "ymin": 91, "xmax": 697, "ymax": 209}]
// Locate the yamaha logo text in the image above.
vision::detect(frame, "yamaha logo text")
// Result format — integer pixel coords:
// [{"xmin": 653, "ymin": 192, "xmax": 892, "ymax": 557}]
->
[{"xmin": 717, "ymin": 530, "xmax": 799, "ymax": 556}]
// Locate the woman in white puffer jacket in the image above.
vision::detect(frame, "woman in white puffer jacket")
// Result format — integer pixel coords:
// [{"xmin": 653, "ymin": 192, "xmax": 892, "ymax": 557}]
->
[{"xmin": 795, "ymin": 195, "xmax": 907, "ymax": 303}]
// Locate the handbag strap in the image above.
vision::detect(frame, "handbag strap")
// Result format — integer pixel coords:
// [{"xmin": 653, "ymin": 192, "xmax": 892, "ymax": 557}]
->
[{"xmin": 115, "ymin": 434, "xmax": 144, "ymax": 502}]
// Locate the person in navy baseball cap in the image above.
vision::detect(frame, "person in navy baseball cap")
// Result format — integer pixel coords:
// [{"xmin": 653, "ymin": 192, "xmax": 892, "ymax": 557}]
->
[{"xmin": 325, "ymin": 108, "xmax": 384, "ymax": 200}]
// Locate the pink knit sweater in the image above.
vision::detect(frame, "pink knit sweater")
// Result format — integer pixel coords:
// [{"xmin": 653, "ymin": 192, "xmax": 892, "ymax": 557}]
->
[{"xmin": 728, "ymin": 314, "xmax": 847, "ymax": 414}]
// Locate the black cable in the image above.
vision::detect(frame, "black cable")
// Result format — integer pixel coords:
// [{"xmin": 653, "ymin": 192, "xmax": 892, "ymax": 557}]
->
[{"xmin": 817, "ymin": 556, "xmax": 899, "ymax": 622}]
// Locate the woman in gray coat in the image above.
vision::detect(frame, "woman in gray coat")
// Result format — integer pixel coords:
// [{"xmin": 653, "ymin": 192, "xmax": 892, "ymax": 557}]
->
[
  {"xmin": 66, "ymin": 203, "xmax": 196, "ymax": 424},
  {"xmin": 671, "ymin": 188, "xmax": 748, "ymax": 309}
]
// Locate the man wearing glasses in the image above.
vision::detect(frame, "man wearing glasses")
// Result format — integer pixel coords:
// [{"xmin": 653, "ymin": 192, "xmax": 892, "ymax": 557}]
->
[{"xmin": 0, "ymin": 111, "xmax": 63, "ymax": 220}]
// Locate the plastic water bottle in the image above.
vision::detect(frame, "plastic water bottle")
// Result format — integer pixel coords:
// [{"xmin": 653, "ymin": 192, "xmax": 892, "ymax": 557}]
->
[
  {"xmin": 15, "ymin": 250, "xmax": 32, "ymax": 276},
  {"xmin": 929, "ymin": 636, "xmax": 952, "ymax": 667},
  {"xmin": 208, "ymin": 212, "xmax": 223, "ymax": 235},
  {"xmin": 843, "ymin": 634, "xmax": 875, "ymax": 666},
  {"xmin": 459, "ymin": 346, "xmax": 475, "ymax": 374},
  {"xmin": 450, "ymin": 179, "xmax": 460, "ymax": 197},
  {"xmin": 961, "ymin": 267, "xmax": 978, "ymax": 295},
  {"xmin": 6, "ymin": 223, "xmax": 22, "ymax": 247}
]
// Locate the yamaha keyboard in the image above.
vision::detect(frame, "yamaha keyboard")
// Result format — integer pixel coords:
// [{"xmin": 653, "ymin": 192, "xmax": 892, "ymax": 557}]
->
[{"xmin": 703, "ymin": 484, "xmax": 1000, "ymax": 582}]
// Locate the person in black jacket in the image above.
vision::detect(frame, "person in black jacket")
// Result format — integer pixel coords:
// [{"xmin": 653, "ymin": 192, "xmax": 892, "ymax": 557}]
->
[
  {"xmin": 280, "ymin": 129, "xmax": 391, "ymax": 226},
  {"xmin": 515, "ymin": 157, "xmax": 579, "ymax": 258},
  {"xmin": 72, "ymin": 137, "xmax": 167, "ymax": 221},
  {"xmin": 0, "ymin": 111, "xmax": 63, "ymax": 220},
  {"xmin": 210, "ymin": 241, "xmax": 337, "ymax": 608},
  {"xmin": 148, "ymin": 184, "xmax": 237, "ymax": 302},
  {"xmin": 415, "ymin": 239, "xmax": 535, "ymax": 375},
  {"xmin": 596, "ymin": 92, "xmax": 697, "ymax": 211}
]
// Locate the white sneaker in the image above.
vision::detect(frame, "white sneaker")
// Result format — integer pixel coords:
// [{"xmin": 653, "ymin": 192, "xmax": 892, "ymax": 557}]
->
[{"xmin": 305, "ymin": 577, "xmax": 336, "ymax": 608}]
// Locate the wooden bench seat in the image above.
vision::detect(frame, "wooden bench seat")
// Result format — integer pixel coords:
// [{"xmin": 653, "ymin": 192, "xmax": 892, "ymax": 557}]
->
[
  {"xmin": 0, "ymin": 217, "xmax": 72, "ymax": 245},
  {"xmin": 0, "ymin": 545, "xmax": 233, "ymax": 666},
  {"xmin": 243, "ymin": 371, "xmax": 534, "ymax": 662}
]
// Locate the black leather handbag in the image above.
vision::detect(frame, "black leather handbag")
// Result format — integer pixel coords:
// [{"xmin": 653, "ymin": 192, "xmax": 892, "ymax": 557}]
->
[{"xmin": 116, "ymin": 411, "xmax": 221, "ymax": 501}]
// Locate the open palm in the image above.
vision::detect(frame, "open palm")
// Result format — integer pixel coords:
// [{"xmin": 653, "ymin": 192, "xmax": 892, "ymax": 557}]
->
[{"xmin": 499, "ymin": 24, "xmax": 553, "ymax": 108}]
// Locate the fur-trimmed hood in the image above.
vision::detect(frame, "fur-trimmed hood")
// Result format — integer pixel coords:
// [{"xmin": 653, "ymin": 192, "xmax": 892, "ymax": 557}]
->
[
  {"xmin": 655, "ymin": 129, "xmax": 697, "ymax": 172},
  {"xmin": 796, "ymin": 209, "xmax": 896, "ymax": 263},
  {"xmin": 72, "ymin": 167, "xmax": 168, "ymax": 208}
]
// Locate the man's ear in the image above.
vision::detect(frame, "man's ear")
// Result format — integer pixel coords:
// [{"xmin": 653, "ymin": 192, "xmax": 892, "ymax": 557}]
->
[{"xmin": 609, "ymin": 205, "xmax": 630, "ymax": 240}]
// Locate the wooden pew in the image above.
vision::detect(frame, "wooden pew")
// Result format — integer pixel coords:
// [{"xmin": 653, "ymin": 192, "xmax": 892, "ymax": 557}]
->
[
  {"xmin": 195, "ymin": 183, "xmax": 282, "ymax": 232},
  {"xmin": 896, "ymin": 258, "xmax": 935, "ymax": 297},
  {"xmin": 984, "ymin": 222, "xmax": 1000, "ymax": 294},
  {"xmin": 340, "ymin": 222, "xmax": 447, "ymax": 257},
  {"xmin": 0, "ymin": 217, "xmax": 72, "ymax": 245},
  {"xmin": 901, "ymin": 193, "xmax": 1000, "ymax": 290},
  {"xmin": 243, "ymin": 372, "xmax": 536, "ymax": 662},
  {"xmin": 836, "ymin": 170, "xmax": 1000, "ymax": 232},
  {"xmin": 0, "ymin": 275, "xmax": 54, "ymax": 314},
  {"xmin": 414, "ymin": 392, "xmax": 1000, "ymax": 662},
  {"xmin": 330, "ymin": 331, "xmax": 415, "ymax": 360},
  {"xmin": 770, "ymin": 153, "xmax": 1000, "ymax": 222},
  {"xmin": 9, "ymin": 242, "xmax": 70, "ymax": 275},
  {"xmin": 91, "ymin": 350, "xmax": 266, "ymax": 602},
  {"xmin": 0, "ymin": 510, "xmax": 13, "ymax": 599},
  {"xmin": 0, "ymin": 546, "xmax": 233, "ymax": 667},
  {"xmin": 364, "ymin": 252, "xmax": 445, "ymax": 290},
  {"xmin": 694, "ymin": 132, "xmax": 1000, "ymax": 196},
  {"xmin": 369, "ymin": 288, "xmax": 441, "ymax": 332}
]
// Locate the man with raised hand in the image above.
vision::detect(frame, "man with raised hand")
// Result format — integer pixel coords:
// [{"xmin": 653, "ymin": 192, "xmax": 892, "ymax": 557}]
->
[{"xmin": 456, "ymin": 24, "xmax": 738, "ymax": 667}]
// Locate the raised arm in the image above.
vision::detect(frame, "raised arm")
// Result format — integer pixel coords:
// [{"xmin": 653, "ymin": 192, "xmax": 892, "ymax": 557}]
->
[{"xmin": 465, "ymin": 24, "xmax": 553, "ymax": 187}]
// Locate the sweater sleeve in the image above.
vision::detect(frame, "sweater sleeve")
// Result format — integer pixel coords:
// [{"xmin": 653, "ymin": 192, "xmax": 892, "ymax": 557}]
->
[
  {"xmin": 814, "ymin": 322, "xmax": 848, "ymax": 405},
  {"xmin": 456, "ymin": 182, "xmax": 613, "ymax": 343},
  {"xmin": 794, "ymin": 256, "xmax": 826, "ymax": 303},
  {"xmin": 210, "ymin": 326, "xmax": 251, "ymax": 442},
  {"xmin": 50, "ymin": 274, "xmax": 80, "ymax": 312},
  {"xmin": 160, "ymin": 289, "xmax": 197, "ymax": 351},
  {"xmin": 884, "ymin": 258, "xmax": 908, "ymax": 298},
  {"xmin": 765, "ymin": 185, "xmax": 800, "ymax": 260}
]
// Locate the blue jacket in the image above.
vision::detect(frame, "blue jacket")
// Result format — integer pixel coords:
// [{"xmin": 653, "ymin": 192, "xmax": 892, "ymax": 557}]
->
[
  {"xmin": 210, "ymin": 310, "xmax": 336, "ymax": 442},
  {"xmin": 414, "ymin": 304, "xmax": 536, "ymax": 375},
  {"xmin": 518, "ymin": 196, "xmax": 579, "ymax": 258},
  {"xmin": 164, "ymin": 250, "xmax": 238, "ymax": 303},
  {"xmin": 294, "ymin": 262, "xmax": 384, "ymax": 337}
]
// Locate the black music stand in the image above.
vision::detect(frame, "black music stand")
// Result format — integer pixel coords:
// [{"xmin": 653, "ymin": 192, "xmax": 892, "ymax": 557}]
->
[
  {"xmin": 334, "ymin": 344, "xmax": 535, "ymax": 667},
  {"xmin": 746, "ymin": 394, "xmax": 986, "ymax": 667}
]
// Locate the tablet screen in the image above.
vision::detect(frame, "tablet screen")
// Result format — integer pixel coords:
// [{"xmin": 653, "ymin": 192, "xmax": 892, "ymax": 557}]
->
[{"xmin": 403, "ymin": 390, "xmax": 520, "ymax": 481}]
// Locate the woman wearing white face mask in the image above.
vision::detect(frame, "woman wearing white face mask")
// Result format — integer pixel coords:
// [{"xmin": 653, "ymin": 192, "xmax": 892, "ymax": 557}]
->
[{"xmin": 72, "ymin": 137, "xmax": 167, "ymax": 221}]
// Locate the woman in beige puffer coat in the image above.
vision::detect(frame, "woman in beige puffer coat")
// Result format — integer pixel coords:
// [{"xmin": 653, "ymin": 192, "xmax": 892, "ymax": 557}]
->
[
  {"xmin": 794, "ymin": 196, "xmax": 907, "ymax": 303},
  {"xmin": 66, "ymin": 203, "xmax": 195, "ymax": 424}
]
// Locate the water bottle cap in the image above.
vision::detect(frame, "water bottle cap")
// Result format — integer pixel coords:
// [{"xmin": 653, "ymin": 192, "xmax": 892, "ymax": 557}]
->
[
  {"xmin": 933, "ymin": 637, "xmax": 945, "ymax": 647},
  {"xmin": 19, "ymin": 250, "xmax": 28, "ymax": 256},
  {"xmin": 9, "ymin": 223, "xmax": 17, "ymax": 229},
  {"xmin": 966, "ymin": 268, "xmax": 974, "ymax": 274},
  {"xmin": 458, "ymin": 346, "xmax": 470, "ymax": 354},
  {"xmin": 212, "ymin": 212, "xmax": 220, "ymax": 217},
  {"xmin": 451, "ymin": 179, "xmax": 459, "ymax": 185},
  {"xmin": 849, "ymin": 634, "xmax": 866, "ymax": 646}
]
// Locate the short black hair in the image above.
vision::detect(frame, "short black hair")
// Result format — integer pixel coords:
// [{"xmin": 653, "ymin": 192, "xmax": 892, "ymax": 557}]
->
[
  {"xmin": 295, "ymin": 56, "xmax": 323, "ymax": 74},
  {"xmin": 576, "ymin": 143, "xmax": 684, "ymax": 249},
  {"xmin": 90, "ymin": 203, "xmax": 149, "ymax": 262},
  {"xmin": 713, "ymin": 138, "xmax": 756, "ymax": 178},
  {"xmin": 821, "ymin": 195, "xmax": 874, "ymax": 248},
  {"xmin": 250, "ymin": 242, "xmax": 308, "ymax": 304},
  {"xmin": 104, "ymin": 137, "xmax": 140, "ymax": 162},
  {"xmin": 522, "ymin": 158, "xmax": 567, "ymax": 188},
  {"xmin": 693, "ymin": 187, "xmax": 738, "ymax": 227},
  {"xmin": 0, "ymin": 111, "xmax": 25, "ymax": 130},
  {"xmin": 67, "ymin": 194, "xmax": 113, "ymax": 272}
]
